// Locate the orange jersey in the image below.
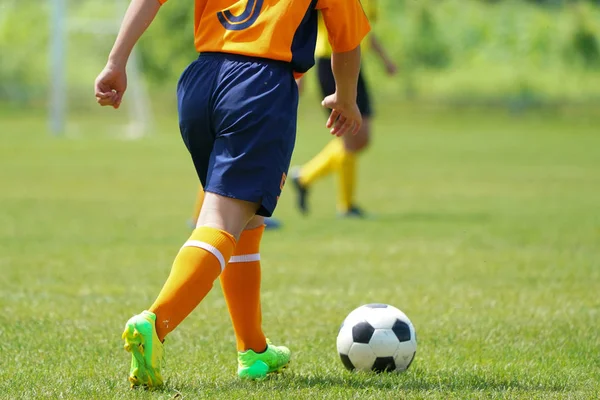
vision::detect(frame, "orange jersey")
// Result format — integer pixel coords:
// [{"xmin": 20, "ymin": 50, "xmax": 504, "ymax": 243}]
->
[{"xmin": 158, "ymin": 0, "xmax": 370, "ymax": 74}]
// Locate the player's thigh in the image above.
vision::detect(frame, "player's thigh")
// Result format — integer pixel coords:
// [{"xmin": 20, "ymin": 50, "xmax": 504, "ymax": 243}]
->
[
  {"xmin": 177, "ymin": 57, "xmax": 218, "ymax": 187},
  {"xmin": 197, "ymin": 192, "xmax": 260, "ymax": 239},
  {"xmin": 343, "ymin": 117, "xmax": 371, "ymax": 152},
  {"xmin": 207, "ymin": 57, "xmax": 298, "ymax": 218}
]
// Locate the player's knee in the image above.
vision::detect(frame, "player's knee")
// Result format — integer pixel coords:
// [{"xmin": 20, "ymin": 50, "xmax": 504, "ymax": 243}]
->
[
  {"xmin": 343, "ymin": 120, "xmax": 370, "ymax": 153},
  {"xmin": 197, "ymin": 192, "xmax": 260, "ymax": 240},
  {"xmin": 354, "ymin": 131, "xmax": 371, "ymax": 152},
  {"xmin": 244, "ymin": 215, "xmax": 265, "ymax": 230}
]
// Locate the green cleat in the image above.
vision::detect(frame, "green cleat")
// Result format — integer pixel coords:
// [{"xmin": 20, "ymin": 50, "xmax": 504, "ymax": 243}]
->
[
  {"xmin": 122, "ymin": 311, "xmax": 165, "ymax": 388},
  {"xmin": 237, "ymin": 339, "xmax": 291, "ymax": 380}
]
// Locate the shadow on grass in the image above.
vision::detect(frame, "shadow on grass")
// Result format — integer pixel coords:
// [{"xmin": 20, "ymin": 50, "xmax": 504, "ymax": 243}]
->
[
  {"xmin": 157, "ymin": 369, "xmax": 571, "ymax": 396},
  {"xmin": 290, "ymin": 372, "xmax": 569, "ymax": 392}
]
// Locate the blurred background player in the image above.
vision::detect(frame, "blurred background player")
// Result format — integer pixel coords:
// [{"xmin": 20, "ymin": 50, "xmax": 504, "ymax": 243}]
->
[
  {"xmin": 190, "ymin": 186, "xmax": 282, "ymax": 230},
  {"xmin": 94, "ymin": 0, "xmax": 369, "ymax": 388},
  {"xmin": 292, "ymin": 0, "xmax": 397, "ymax": 218}
]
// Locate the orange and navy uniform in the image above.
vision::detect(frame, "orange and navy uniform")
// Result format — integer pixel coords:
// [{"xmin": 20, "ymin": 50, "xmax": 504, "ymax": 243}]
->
[
  {"xmin": 158, "ymin": 0, "xmax": 371, "ymax": 75},
  {"xmin": 173, "ymin": 0, "xmax": 370, "ymax": 217}
]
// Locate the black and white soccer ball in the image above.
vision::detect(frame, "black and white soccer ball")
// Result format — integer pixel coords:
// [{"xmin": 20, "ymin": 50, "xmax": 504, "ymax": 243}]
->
[{"xmin": 337, "ymin": 303, "xmax": 417, "ymax": 373}]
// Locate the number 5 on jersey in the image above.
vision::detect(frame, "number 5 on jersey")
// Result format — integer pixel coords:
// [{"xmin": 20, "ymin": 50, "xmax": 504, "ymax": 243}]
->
[{"xmin": 217, "ymin": 0, "xmax": 265, "ymax": 31}]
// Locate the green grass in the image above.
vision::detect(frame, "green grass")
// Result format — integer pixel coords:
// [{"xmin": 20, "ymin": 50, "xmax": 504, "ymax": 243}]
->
[{"xmin": 1, "ymin": 101, "xmax": 599, "ymax": 399}]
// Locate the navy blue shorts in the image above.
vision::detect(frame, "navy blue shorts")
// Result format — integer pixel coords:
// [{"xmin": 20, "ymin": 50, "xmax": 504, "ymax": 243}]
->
[{"xmin": 177, "ymin": 53, "xmax": 299, "ymax": 217}]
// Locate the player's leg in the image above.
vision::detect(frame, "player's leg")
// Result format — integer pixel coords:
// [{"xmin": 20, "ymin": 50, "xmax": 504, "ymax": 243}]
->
[
  {"xmin": 129, "ymin": 194, "xmax": 255, "ymax": 387},
  {"xmin": 220, "ymin": 215, "xmax": 291, "ymax": 379},
  {"xmin": 122, "ymin": 56, "xmax": 255, "ymax": 388},
  {"xmin": 337, "ymin": 69, "xmax": 373, "ymax": 217},
  {"xmin": 291, "ymin": 57, "xmax": 340, "ymax": 214},
  {"xmin": 221, "ymin": 215, "xmax": 266, "ymax": 352},
  {"xmin": 337, "ymin": 118, "xmax": 371, "ymax": 216},
  {"xmin": 124, "ymin": 193, "xmax": 257, "ymax": 383}
]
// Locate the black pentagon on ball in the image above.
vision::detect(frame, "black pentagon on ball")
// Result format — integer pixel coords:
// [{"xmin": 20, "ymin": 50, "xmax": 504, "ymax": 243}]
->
[
  {"xmin": 339, "ymin": 353, "xmax": 355, "ymax": 371},
  {"xmin": 372, "ymin": 356, "xmax": 395, "ymax": 373},
  {"xmin": 392, "ymin": 319, "xmax": 411, "ymax": 342},
  {"xmin": 364, "ymin": 303, "xmax": 388, "ymax": 309},
  {"xmin": 352, "ymin": 321, "xmax": 375, "ymax": 344}
]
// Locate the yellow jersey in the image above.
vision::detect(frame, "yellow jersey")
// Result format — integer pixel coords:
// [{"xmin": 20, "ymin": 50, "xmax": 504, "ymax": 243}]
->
[{"xmin": 315, "ymin": 0, "xmax": 377, "ymax": 58}]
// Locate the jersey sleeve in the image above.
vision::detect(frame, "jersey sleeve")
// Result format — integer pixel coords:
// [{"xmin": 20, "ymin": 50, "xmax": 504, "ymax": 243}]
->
[{"xmin": 315, "ymin": 0, "xmax": 371, "ymax": 53}]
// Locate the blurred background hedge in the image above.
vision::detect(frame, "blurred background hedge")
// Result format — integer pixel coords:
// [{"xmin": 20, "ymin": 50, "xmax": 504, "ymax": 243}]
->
[{"xmin": 1, "ymin": 0, "xmax": 599, "ymax": 109}]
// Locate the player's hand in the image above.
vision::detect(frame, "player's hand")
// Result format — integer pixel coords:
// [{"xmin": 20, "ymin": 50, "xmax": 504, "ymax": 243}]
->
[
  {"xmin": 94, "ymin": 63, "xmax": 127, "ymax": 109},
  {"xmin": 321, "ymin": 93, "xmax": 362, "ymax": 137}
]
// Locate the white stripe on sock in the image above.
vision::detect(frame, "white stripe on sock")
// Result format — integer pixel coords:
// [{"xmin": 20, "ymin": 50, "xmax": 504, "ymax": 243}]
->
[
  {"xmin": 229, "ymin": 253, "xmax": 261, "ymax": 263},
  {"xmin": 181, "ymin": 240, "xmax": 226, "ymax": 271}
]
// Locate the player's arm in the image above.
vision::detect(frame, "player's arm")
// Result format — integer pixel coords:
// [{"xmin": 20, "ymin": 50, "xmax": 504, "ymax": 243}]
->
[
  {"xmin": 324, "ymin": 46, "xmax": 362, "ymax": 136},
  {"xmin": 95, "ymin": 0, "xmax": 162, "ymax": 109},
  {"xmin": 317, "ymin": 0, "xmax": 371, "ymax": 136},
  {"xmin": 331, "ymin": 47, "xmax": 361, "ymax": 103},
  {"xmin": 369, "ymin": 34, "xmax": 397, "ymax": 76}
]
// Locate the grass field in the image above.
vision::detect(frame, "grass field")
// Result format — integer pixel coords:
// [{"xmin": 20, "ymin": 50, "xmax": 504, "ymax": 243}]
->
[{"xmin": 1, "ymin": 101, "xmax": 599, "ymax": 399}]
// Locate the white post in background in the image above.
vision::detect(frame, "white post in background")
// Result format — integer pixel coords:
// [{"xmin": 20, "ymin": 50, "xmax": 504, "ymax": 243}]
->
[
  {"xmin": 49, "ymin": 0, "xmax": 66, "ymax": 136},
  {"xmin": 117, "ymin": 0, "xmax": 153, "ymax": 139},
  {"xmin": 47, "ymin": 0, "xmax": 152, "ymax": 138}
]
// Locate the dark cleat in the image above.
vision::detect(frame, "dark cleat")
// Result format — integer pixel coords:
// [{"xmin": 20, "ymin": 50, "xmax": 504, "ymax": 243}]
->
[
  {"xmin": 338, "ymin": 205, "xmax": 367, "ymax": 219},
  {"xmin": 290, "ymin": 167, "xmax": 309, "ymax": 215}
]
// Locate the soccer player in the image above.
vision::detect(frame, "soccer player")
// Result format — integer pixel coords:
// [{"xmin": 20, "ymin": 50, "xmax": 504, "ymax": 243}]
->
[
  {"xmin": 291, "ymin": 0, "xmax": 397, "ymax": 217},
  {"xmin": 94, "ymin": 0, "xmax": 370, "ymax": 387}
]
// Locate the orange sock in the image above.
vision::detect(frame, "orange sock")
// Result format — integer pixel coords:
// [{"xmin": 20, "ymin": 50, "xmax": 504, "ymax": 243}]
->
[
  {"xmin": 149, "ymin": 226, "xmax": 236, "ymax": 341},
  {"xmin": 220, "ymin": 225, "xmax": 267, "ymax": 352}
]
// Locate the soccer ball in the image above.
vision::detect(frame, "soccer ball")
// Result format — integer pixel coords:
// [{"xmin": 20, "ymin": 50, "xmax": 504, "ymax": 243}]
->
[{"xmin": 336, "ymin": 303, "xmax": 417, "ymax": 373}]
